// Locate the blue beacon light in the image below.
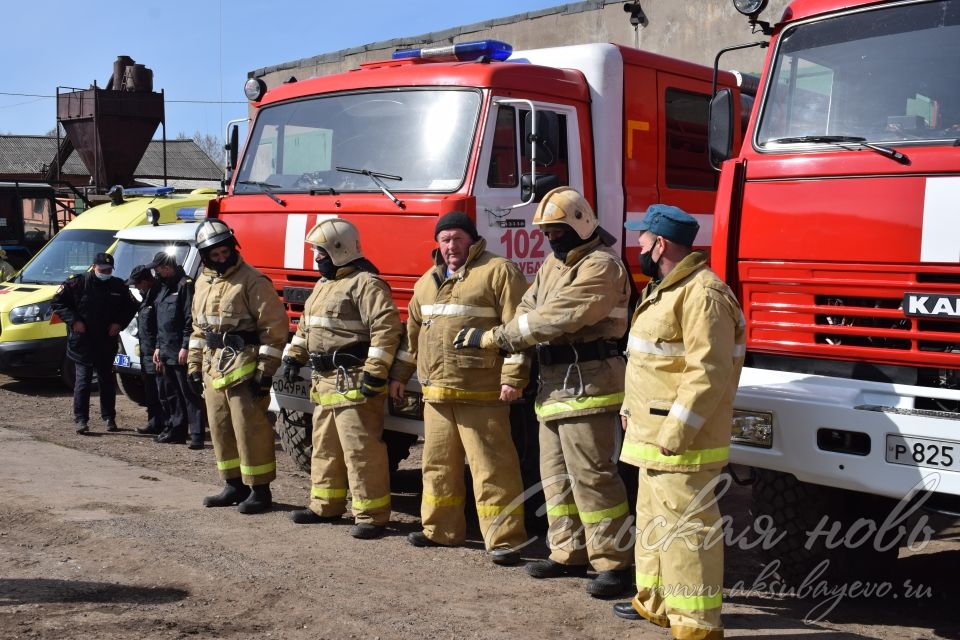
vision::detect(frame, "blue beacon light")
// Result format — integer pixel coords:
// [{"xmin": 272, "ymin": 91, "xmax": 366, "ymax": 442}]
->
[
  {"xmin": 392, "ymin": 40, "xmax": 513, "ymax": 62},
  {"xmin": 176, "ymin": 207, "xmax": 208, "ymax": 221}
]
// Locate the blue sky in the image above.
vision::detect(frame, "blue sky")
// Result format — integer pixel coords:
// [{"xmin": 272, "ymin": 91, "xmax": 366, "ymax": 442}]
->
[{"xmin": 1, "ymin": 0, "xmax": 564, "ymax": 140}]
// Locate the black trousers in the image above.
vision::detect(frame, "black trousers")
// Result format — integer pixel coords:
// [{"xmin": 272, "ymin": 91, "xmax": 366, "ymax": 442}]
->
[
  {"xmin": 143, "ymin": 372, "xmax": 166, "ymax": 430},
  {"xmin": 73, "ymin": 356, "xmax": 116, "ymax": 423},
  {"xmin": 160, "ymin": 364, "xmax": 205, "ymax": 437}
]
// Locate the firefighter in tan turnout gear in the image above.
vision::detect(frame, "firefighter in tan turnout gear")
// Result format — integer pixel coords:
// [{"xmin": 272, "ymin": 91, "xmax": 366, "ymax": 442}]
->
[
  {"xmin": 388, "ymin": 211, "xmax": 529, "ymax": 566},
  {"xmin": 187, "ymin": 220, "xmax": 288, "ymax": 514},
  {"xmin": 455, "ymin": 187, "xmax": 633, "ymax": 597},
  {"xmin": 612, "ymin": 205, "xmax": 745, "ymax": 640},
  {"xmin": 281, "ymin": 219, "xmax": 401, "ymax": 540}
]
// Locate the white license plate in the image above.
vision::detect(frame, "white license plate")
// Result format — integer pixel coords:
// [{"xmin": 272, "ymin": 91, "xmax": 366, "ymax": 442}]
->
[
  {"xmin": 114, "ymin": 353, "xmax": 132, "ymax": 367},
  {"xmin": 272, "ymin": 377, "xmax": 310, "ymax": 399},
  {"xmin": 886, "ymin": 434, "xmax": 960, "ymax": 471}
]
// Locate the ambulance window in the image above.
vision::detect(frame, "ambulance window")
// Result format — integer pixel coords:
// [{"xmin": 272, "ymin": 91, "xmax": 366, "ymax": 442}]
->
[
  {"xmin": 520, "ymin": 110, "xmax": 569, "ymax": 189},
  {"xmin": 664, "ymin": 89, "xmax": 717, "ymax": 190},
  {"xmin": 487, "ymin": 106, "xmax": 519, "ymax": 188}
]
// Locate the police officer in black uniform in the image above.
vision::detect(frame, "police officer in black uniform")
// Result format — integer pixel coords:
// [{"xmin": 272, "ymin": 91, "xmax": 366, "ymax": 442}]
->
[
  {"xmin": 149, "ymin": 251, "xmax": 206, "ymax": 449},
  {"xmin": 52, "ymin": 252, "xmax": 138, "ymax": 434},
  {"xmin": 127, "ymin": 265, "xmax": 167, "ymax": 436}
]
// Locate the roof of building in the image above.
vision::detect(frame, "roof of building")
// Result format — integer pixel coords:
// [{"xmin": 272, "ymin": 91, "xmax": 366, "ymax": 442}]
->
[{"xmin": 0, "ymin": 135, "xmax": 223, "ymax": 181}]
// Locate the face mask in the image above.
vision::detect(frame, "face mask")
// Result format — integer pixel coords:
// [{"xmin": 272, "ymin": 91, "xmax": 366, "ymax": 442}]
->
[
  {"xmin": 203, "ymin": 250, "xmax": 238, "ymax": 275},
  {"xmin": 639, "ymin": 238, "xmax": 661, "ymax": 279},
  {"xmin": 94, "ymin": 271, "xmax": 112, "ymax": 281},
  {"xmin": 315, "ymin": 255, "xmax": 338, "ymax": 280},
  {"xmin": 547, "ymin": 226, "xmax": 583, "ymax": 260}
]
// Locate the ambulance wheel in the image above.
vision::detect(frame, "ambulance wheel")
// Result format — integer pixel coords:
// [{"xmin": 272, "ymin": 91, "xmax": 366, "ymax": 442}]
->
[
  {"xmin": 751, "ymin": 469, "xmax": 900, "ymax": 587},
  {"xmin": 117, "ymin": 372, "xmax": 146, "ymax": 406},
  {"xmin": 278, "ymin": 409, "xmax": 312, "ymax": 473},
  {"xmin": 60, "ymin": 356, "xmax": 76, "ymax": 390}
]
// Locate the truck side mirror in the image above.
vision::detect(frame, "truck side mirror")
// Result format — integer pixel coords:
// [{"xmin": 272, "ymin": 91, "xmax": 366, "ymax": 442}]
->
[
  {"xmin": 709, "ymin": 88, "xmax": 734, "ymax": 169},
  {"xmin": 524, "ymin": 110, "xmax": 559, "ymax": 167},
  {"xmin": 521, "ymin": 172, "xmax": 561, "ymax": 203},
  {"xmin": 225, "ymin": 125, "xmax": 239, "ymax": 171}
]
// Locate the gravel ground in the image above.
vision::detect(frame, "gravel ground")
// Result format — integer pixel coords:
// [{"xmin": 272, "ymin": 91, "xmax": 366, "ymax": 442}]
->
[{"xmin": 0, "ymin": 374, "xmax": 958, "ymax": 639}]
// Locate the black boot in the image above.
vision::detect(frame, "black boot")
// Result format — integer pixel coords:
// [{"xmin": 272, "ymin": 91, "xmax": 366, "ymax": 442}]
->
[
  {"xmin": 202, "ymin": 478, "xmax": 250, "ymax": 508},
  {"xmin": 237, "ymin": 484, "xmax": 272, "ymax": 515},
  {"xmin": 157, "ymin": 427, "xmax": 186, "ymax": 444}
]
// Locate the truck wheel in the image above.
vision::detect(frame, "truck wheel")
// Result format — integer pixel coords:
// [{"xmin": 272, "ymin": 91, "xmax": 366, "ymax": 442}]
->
[
  {"xmin": 382, "ymin": 429, "xmax": 417, "ymax": 473},
  {"xmin": 751, "ymin": 469, "xmax": 900, "ymax": 587},
  {"xmin": 117, "ymin": 373, "xmax": 146, "ymax": 406},
  {"xmin": 278, "ymin": 409, "xmax": 312, "ymax": 473},
  {"xmin": 277, "ymin": 409, "xmax": 417, "ymax": 477}
]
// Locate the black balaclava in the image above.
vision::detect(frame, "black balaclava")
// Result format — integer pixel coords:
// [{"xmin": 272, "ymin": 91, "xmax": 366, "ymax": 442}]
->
[
  {"xmin": 201, "ymin": 242, "xmax": 239, "ymax": 276},
  {"xmin": 548, "ymin": 225, "xmax": 591, "ymax": 261},
  {"xmin": 315, "ymin": 253, "xmax": 338, "ymax": 280}
]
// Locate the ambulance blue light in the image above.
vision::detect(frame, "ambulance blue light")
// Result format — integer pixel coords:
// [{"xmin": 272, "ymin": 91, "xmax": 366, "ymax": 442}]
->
[
  {"xmin": 124, "ymin": 186, "xmax": 175, "ymax": 196},
  {"xmin": 392, "ymin": 40, "xmax": 512, "ymax": 62},
  {"xmin": 176, "ymin": 207, "xmax": 208, "ymax": 221}
]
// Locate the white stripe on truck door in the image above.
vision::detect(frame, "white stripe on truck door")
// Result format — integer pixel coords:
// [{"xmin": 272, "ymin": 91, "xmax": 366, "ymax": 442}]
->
[{"xmin": 921, "ymin": 177, "xmax": 960, "ymax": 263}]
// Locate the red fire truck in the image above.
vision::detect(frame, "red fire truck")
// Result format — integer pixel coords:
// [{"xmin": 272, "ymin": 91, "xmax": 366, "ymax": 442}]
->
[
  {"xmin": 213, "ymin": 40, "xmax": 746, "ymax": 474},
  {"xmin": 710, "ymin": 0, "xmax": 960, "ymax": 580}
]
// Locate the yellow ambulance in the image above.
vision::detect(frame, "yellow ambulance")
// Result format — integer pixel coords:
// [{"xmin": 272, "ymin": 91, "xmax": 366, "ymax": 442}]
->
[{"xmin": 0, "ymin": 186, "xmax": 216, "ymax": 385}]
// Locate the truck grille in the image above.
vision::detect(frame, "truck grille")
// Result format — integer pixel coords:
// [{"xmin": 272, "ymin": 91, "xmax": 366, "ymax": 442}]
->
[{"xmin": 742, "ymin": 262, "xmax": 960, "ymax": 369}]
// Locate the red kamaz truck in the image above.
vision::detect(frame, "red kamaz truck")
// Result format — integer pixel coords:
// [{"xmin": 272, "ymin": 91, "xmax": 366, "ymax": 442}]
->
[
  {"xmin": 211, "ymin": 40, "xmax": 746, "ymax": 475},
  {"xmin": 709, "ymin": 0, "xmax": 960, "ymax": 580}
]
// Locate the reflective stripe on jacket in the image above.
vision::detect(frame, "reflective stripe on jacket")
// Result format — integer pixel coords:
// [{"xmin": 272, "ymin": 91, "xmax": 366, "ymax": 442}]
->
[
  {"xmin": 390, "ymin": 239, "xmax": 529, "ymax": 405},
  {"xmin": 488, "ymin": 236, "xmax": 630, "ymax": 421},
  {"xmin": 285, "ymin": 266, "xmax": 401, "ymax": 409},
  {"xmin": 187, "ymin": 256, "xmax": 288, "ymax": 387},
  {"xmin": 620, "ymin": 251, "xmax": 745, "ymax": 472}
]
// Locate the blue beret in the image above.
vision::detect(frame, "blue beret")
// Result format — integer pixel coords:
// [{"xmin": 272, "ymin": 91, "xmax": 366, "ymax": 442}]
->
[{"xmin": 624, "ymin": 204, "xmax": 699, "ymax": 246}]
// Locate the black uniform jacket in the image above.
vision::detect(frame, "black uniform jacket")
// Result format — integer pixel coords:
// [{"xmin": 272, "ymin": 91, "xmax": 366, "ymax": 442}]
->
[
  {"xmin": 155, "ymin": 267, "xmax": 195, "ymax": 365},
  {"xmin": 52, "ymin": 272, "xmax": 138, "ymax": 364},
  {"xmin": 136, "ymin": 282, "xmax": 161, "ymax": 374}
]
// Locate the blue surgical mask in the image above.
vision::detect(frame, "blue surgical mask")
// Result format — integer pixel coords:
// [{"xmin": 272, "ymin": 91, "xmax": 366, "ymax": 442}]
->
[{"xmin": 95, "ymin": 272, "xmax": 112, "ymax": 281}]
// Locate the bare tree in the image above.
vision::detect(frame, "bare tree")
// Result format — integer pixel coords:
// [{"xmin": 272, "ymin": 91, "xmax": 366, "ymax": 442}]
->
[{"xmin": 177, "ymin": 130, "xmax": 224, "ymax": 168}]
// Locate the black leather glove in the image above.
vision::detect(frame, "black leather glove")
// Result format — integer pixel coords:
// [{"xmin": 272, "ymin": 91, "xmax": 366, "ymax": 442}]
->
[
  {"xmin": 281, "ymin": 357, "xmax": 303, "ymax": 383},
  {"xmin": 453, "ymin": 327, "xmax": 487, "ymax": 350},
  {"xmin": 250, "ymin": 371, "xmax": 273, "ymax": 398},
  {"xmin": 359, "ymin": 372, "xmax": 387, "ymax": 398},
  {"xmin": 188, "ymin": 372, "xmax": 204, "ymax": 396}
]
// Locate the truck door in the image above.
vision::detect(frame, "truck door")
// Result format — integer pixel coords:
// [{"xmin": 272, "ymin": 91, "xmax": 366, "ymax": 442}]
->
[
  {"xmin": 655, "ymin": 73, "xmax": 720, "ymax": 249},
  {"xmin": 474, "ymin": 100, "xmax": 584, "ymax": 279}
]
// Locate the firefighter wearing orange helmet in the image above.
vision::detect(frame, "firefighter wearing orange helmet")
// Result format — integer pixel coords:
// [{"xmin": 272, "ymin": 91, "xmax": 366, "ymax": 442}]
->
[
  {"xmin": 455, "ymin": 187, "xmax": 633, "ymax": 597},
  {"xmin": 281, "ymin": 218, "xmax": 401, "ymax": 540}
]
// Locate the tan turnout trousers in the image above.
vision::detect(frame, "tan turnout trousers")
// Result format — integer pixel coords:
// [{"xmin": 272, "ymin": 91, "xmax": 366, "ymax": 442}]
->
[
  {"xmin": 308, "ymin": 392, "xmax": 391, "ymax": 525},
  {"xmin": 539, "ymin": 413, "xmax": 632, "ymax": 571},
  {"xmin": 420, "ymin": 401, "xmax": 526, "ymax": 550},
  {"xmin": 205, "ymin": 375, "xmax": 276, "ymax": 486},
  {"xmin": 632, "ymin": 467, "xmax": 724, "ymax": 640}
]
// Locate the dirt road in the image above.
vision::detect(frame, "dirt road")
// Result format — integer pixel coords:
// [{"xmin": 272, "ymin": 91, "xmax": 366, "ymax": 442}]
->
[{"xmin": 1, "ymin": 375, "xmax": 957, "ymax": 639}]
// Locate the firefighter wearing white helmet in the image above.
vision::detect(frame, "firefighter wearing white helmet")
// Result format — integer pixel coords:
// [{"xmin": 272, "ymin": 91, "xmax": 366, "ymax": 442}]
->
[
  {"xmin": 187, "ymin": 219, "xmax": 288, "ymax": 515},
  {"xmin": 454, "ymin": 186, "xmax": 633, "ymax": 597},
  {"xmin": 280, "ymin": 218, "xmax": 402, "ymax": 539}
]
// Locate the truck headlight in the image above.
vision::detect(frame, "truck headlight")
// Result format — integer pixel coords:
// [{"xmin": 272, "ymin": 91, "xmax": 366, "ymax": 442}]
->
[
  {"xmin": 9, "ymin": 300, "xmax": 54, "ymax": 324},
  {"xmin": 730, "ymin": 409, "xmax": 773, "ymax": 448}
]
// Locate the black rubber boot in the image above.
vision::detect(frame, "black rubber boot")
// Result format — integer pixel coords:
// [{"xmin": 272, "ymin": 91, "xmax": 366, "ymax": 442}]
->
[
  {"xmin": 525, "ymin": 559, "xmax": 588, "ymax": 579},
  {"xmin": 289, "ymin": 509, "xmax": 341, "ymax": 524},
  {"xmin": 350, "ymin": 523, "xmax": 385, "ymax": 539},
  {"xmin": 237, "ymin": 484, "xmax": 272, "ymax": 515},
  {"xmin": 586, "ymin": 569, "xmax": 631, "ymax": 598},
  {"xmin": 202, "ymin": 478, "xmax": 250, "ymax": 508}
]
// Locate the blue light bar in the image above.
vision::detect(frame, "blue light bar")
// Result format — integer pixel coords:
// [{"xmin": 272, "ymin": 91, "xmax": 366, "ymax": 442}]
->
[
  {"xmin": 176, "ymin": 207, "xmax": 208, "ymax": 221},
  {"xmin": 392, "ymin": 39, "xmax": 512, "ymax": 62},
  {"xmin": 124, "ymin": 186, "xmax": 176, "ymax": 196}
]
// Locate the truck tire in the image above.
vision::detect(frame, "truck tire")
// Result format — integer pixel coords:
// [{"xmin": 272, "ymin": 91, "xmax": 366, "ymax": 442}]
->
[
  {"xmin": 277, "ymin": 409, "xmax": 417, "ymax": 476},
  {"xmin": 751, "ymin": 469, "xmax": 900, "ymax": 587},
  {"xmin": 117, "ymin": 372, "xmax": 146, "ymax": 406}
]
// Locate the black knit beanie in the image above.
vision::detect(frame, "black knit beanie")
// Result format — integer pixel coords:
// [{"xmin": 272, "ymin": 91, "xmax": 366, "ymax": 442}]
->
[{"xmin": 434, "ymin": 211, "xmax": 479, "ymax": 241}]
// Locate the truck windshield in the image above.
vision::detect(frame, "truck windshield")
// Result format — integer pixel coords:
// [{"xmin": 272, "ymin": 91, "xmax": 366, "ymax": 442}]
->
[
  {"xmin": 112, "ymin": 240, "xmax": 191, "ymax": 285},
  {"xmin": 234, "ymin": 89, "xmax": 481, "ymax": 194},
  {"xmin": 757, "ymin": 0, "xmax": 960, "ymax": 147},
  {"xmin": 16, "ymin": 229, "xmax": 116, "ymax": 285}
]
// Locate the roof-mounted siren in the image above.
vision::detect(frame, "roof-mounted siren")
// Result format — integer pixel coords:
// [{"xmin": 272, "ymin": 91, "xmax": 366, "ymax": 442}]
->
[
  {"xmin": 732, "ymin": 0, "xmax": 773, "ymax": 35},
  {"xmin": 392, "ymin": 40, "xmax": 513, "ymax": 63}
]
